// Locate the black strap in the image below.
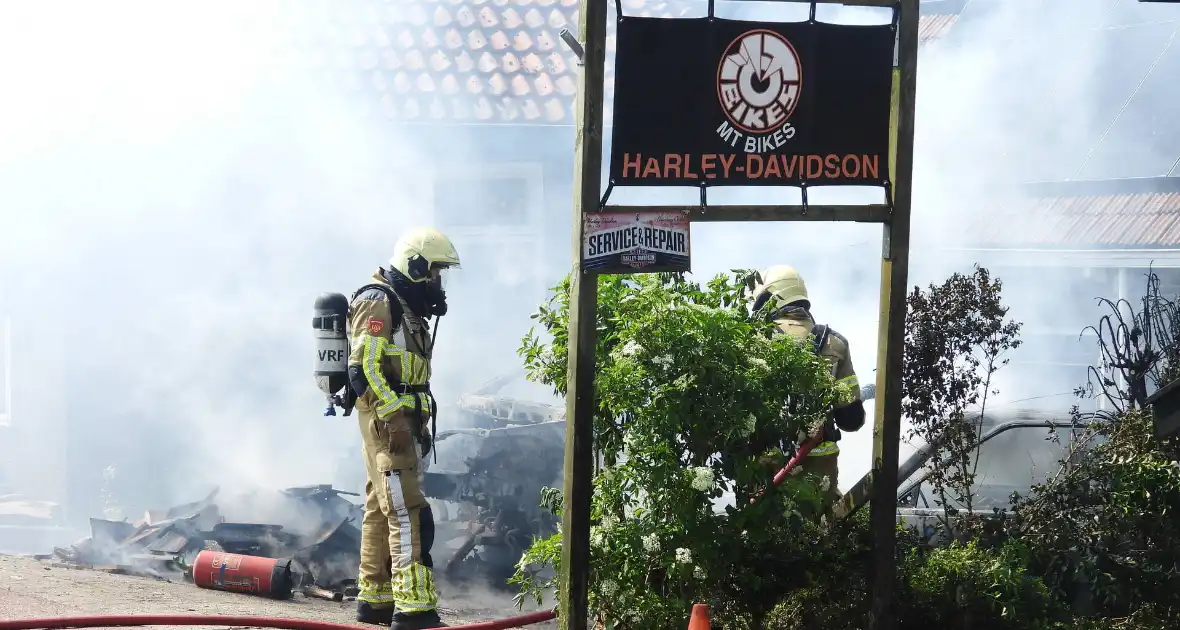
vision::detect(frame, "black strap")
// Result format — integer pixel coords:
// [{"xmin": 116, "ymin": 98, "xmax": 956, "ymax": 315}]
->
[
  {"xmin": 351, "ymin": 283, "xmax": 405, "ymax": 324},
  {"xmin": 393, "ymin": 384, "xmax": 431, "ymax": 394},
  {"xmin": 810, "ymin": 324, "xmax": 830, "ymax": 355}
]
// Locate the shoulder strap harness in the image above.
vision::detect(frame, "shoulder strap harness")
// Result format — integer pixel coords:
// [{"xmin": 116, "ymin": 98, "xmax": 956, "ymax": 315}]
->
[{"xmin": 810, "ymin": 324, "xmax": 830, "ymax": 355}]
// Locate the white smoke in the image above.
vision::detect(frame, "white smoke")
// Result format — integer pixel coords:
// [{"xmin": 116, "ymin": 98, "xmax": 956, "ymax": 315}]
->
[{"xmin": 0, "ymin": 0, "xmax": 1170, "ymax": 529}]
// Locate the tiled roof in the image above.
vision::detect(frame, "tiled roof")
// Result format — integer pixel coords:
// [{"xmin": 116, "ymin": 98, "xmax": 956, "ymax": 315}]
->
[
  {"xmin": 968, "ymin": 180, "xmax": 1180, "ymax": 248},
  {"xmin": 294, "ymin": 0, "xmax": 957, "ymax": 125}
]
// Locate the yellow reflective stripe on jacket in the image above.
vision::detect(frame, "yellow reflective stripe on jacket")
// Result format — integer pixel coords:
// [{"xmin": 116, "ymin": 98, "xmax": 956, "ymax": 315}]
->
[
  {"xmin": 361, "ymin": 334, "xmax": 402, "ymax": 414},
  {"xmin": 377, "ymin": 392, "xmax": 434, "ymax": 419},
  {"xmin": 385, "ymin": 344, "xmax": 430, "ymax": 385},
  {"xmin": 835, "ymin": 374, "xmax": 860, "ymax": 406},
  {"xmin": 809, "ymin": 441, "xmax": 840, "ymax": 456},
  {"xmin": 380, "ymin": 344, "xmax": 432, "ymax": 417},
  {"xmin": 391, "ymin": 563, "xmax": 439, "ymax": 613}
]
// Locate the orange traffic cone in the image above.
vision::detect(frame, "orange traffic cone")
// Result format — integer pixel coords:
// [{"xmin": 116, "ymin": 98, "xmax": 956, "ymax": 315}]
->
[{"xmin": 687, "ymin": 603, "xmax": 711, "ymax": 630}]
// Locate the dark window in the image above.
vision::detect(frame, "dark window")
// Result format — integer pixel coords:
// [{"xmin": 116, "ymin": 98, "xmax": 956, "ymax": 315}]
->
[{"xmin": 432, "ymin": 176, "xmax": 531, "ymax": 228}]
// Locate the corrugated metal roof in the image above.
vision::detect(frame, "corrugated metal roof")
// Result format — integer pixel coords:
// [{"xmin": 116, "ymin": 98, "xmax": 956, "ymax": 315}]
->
[
  {"xmin": 919, "ymin": 13, "xmax": 958, "ymax": 43},
  {"xmin": 289, "ymin": 0, "xmax": 956, "ymax": 125},
  {"xmin": 969, "ymin": 192, "xmax": 1180, "ymax": 247}
]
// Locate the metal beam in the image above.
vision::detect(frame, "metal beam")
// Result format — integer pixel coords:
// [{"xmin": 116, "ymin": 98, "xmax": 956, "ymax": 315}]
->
[
  {"xmin": 942, "ymin": 248, "xmax": 1180, "ymax": 269},
  {"xmin": 602, "ymin": 204, "xmax": 891, "ymax": 223},
  {"xmin": 868, "ymin": 1, "xmax": 918, "ymax": 629},
  {"xmin": 733, "ymin": 0, "xmax": 896, "ymax": 6},
  {"xmin": 558, "ymin": 0, "xmax": 607, "ymax": 627}
]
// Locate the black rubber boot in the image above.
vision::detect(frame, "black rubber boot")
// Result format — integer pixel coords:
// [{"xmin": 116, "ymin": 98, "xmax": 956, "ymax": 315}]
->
[
  {"xmin": 356, "ymin": 602, "xmax": 394, "ymax": 626},
  {"xmin": 390, "ymin": 610, "xmax": 448, "ymax": 629}
]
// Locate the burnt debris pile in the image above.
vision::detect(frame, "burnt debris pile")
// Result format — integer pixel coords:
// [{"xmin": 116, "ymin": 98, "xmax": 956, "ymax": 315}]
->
[{"xmin": 51, "ymin": 484, "xmax": 364, "ymax": 598}]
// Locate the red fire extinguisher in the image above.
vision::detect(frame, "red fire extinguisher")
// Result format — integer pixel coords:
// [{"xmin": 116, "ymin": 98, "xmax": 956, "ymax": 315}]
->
[{"xmin": 191, "ymin": 550, "xmax": 295, "ymax": 600}]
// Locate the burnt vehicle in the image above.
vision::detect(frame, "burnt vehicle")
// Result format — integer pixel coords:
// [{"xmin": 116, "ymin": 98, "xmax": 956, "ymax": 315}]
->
[
  {"xmin": 889, "ymin": 409, "xmax": 1097, "ymax": 545},
  {"xmin": 425, "ymin": 376, "xmax": 565, "ymax": 586}
]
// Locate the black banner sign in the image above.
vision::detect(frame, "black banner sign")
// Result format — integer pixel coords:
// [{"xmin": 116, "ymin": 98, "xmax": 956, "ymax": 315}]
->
[{"xmin": 608, "ymin": 17, "xmax": 895, "ymax": 188}]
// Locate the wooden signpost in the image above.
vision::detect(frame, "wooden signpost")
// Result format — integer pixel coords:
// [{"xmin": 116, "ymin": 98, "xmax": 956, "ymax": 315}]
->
[{"xmin": 560, "ymin": 1, "xmax": 918, "ymax": 629}]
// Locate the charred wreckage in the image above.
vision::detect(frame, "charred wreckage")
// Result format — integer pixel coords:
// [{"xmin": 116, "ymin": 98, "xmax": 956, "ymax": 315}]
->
[{"xmin": 51, "ymin": 375, "xmax": 565, "ymax": 596}]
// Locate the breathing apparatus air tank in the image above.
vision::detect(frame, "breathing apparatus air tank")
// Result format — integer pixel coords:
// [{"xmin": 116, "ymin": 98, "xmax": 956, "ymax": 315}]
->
[{"xmin": 313, "ymin": 292, "xmax": 350, "ymax": 416}]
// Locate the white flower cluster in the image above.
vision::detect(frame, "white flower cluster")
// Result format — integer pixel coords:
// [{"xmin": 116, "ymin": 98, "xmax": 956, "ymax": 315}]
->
[
  {"xmin": 674, "ymin": 547, "xmax": 692, "ymax": 564},
  {"xmin": 690, "ymin": 466, "xmax": 716, "ymax": 492},
  {"xmin": 652, "ymin": 354, "xmax": 673, "ymax": 368},
  {"xmin": 642, "ymin": 533, "xmax": 660, "ymax": 553},
  {"xmin": 750, "ymin": 357, "xmax": 769, "ymax": 369},
  {"xmin": 591, "ymin": 526, "xmax": 606, "ymax": 548},
  {"xmin": 601, "ymin": 514, "xmax": 618, "ymax": 529},
  {"xmin": 620, "ymin": 340, "xmax": 642, "ymax": 357},
  {"xmin": 600, "ymin": 579, "xmax": 618, "ymax": 597},
  {"xmin": 693, "ymin": 566, "xmax": 706, "ymax": 579}
]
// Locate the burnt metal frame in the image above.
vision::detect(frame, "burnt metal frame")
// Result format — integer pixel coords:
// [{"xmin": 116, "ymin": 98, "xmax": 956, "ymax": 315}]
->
[
  {"xmin": 560, "ymin": 1, "xmax": 918, "ymax": 629},
  {"xmin": 894, "ymin": 418, "xmax": 1098, "ymax": 508}
]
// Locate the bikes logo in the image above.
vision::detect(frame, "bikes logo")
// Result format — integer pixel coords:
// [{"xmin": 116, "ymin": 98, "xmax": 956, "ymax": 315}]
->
[{"xmin": 715, "ymin": 29, "xmax": 802, "ymax": 153}]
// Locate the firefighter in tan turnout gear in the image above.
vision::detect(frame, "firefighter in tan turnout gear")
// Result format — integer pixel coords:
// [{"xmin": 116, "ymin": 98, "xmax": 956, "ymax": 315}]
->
[
  {"xmin": 348, "ymin": 227, "xmax": 459, "ymax": 630},
  {"xmin": 752, "ymin": 265, "xmax": 866, "ymax": 506}
]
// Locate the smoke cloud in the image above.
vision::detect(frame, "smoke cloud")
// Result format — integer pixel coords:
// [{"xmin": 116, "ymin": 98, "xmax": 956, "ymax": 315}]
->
[
  {"xmin": 0, "ymin": 0, "xmax": 1166, "ymax": 542},
  {"xmin": 0, "ymin": 0, "xmax": 561, "ymax": 528}
]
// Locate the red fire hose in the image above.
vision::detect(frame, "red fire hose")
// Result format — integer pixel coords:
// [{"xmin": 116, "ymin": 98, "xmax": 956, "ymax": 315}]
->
[
  {"xmin": 0, "ymin": 611, "xmax": 556, "ymax": 630},
  {"xmin": 749, "ymin": 434, "xmax": 821, "ymax": 504},
  {"xmin": 771, "ymin": 434, "xmax": 820, "ymax": 486}
]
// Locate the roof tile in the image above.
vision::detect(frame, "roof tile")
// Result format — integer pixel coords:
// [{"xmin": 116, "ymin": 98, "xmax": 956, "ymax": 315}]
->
[
  {"xmin": 969, "ymin": 193, "xmax": 1180, "ymax": 248},
  {"xmin": 289, "ymin": 0, "xmax": 956, "ymax": 124}
]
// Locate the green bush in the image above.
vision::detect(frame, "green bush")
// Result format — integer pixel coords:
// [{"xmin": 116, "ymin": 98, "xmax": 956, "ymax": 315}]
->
[
  {"xmin": 897, "ymin": 540, "xmax": 1063, "ymax": 630},
  {"xmin": 508, "ymin": 267, "xmax": 1180, "ymax": 630},
  {"xmin": 512, "ymin": 272, "xmax": 848, "ymax": 629},
  {"xmin": 1010, "ymin": 409, "xmax": 1180, "ymax": 619}
]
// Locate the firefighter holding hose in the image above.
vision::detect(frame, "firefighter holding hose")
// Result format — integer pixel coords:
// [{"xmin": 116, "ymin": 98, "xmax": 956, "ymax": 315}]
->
[
  {"xmin": 348, "ymin": 227, "xmax": 460, "ymax": 630},
  {"xmin": 751, "ymin": 265, "xmax": 866, "ymax": 506}
]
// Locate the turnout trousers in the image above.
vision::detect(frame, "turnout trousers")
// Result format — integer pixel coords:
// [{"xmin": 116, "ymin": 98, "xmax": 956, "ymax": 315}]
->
[{"xmin": 356, "ymin": 405, "xmax": 439, "ymax": 615}]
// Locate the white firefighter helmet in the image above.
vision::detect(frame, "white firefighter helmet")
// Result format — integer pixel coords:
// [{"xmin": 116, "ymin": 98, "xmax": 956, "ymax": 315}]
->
[
  {"xmin": 390, "ymin": 227, "xmax": 462, "ymax": 284},
  {"xmin": 752, "ymin": 264, "xmax": 810, "ymax": 312}
]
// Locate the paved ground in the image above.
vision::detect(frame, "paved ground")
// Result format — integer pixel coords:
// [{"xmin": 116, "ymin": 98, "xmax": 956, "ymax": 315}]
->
[{"xmin": 0, "ymin": 555, "xmax": 557, "ymax": 629}]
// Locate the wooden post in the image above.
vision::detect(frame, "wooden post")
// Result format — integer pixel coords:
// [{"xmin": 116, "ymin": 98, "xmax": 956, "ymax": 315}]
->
[
  {"xmin": 559, "ymin": 0, "xmax": 608, "ymax": 627},
  {"xmin": 868, "ymin": 2, "xmax": 919, "ymax": 629}
]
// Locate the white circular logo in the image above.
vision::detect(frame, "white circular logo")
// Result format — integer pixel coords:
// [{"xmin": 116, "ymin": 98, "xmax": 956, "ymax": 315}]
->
[{"xmin": 716, "ymin": 29, "xmax": 803, "ymax": 135}]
